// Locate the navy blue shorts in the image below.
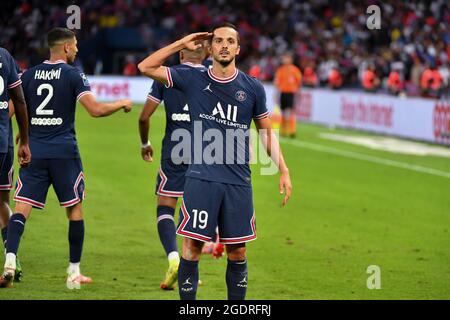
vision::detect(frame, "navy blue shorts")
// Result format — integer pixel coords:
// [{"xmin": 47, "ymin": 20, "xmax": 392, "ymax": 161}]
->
[
  {"xmin": 0, "ymin": 147, "xmax": 14, "ymax": 191},
  {"xmin": 176, "ymin": 177, "xmax": 256, "ymax": 244},
  {"xmin": 280, "ymin": 92, "xmax": 295, "ymax": 110},
  {"xmin": 155, "ymin": 159, "xmax": 188, "ymax": 198},
  {"xmin": 14, "ymin": 158, "xmax": 85, "ymax": 209}
]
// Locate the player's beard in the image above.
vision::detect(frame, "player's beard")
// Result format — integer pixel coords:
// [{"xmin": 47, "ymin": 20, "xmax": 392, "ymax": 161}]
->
[{"xmin": 216, "ymin": 56, "xmax": 234, "ymax": 67}]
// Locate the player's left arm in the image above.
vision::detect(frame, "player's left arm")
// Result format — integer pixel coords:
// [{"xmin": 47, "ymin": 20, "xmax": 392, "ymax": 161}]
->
[
  {"xmin": 254, "ymin": 117, "xmax": 292, "ymax": 206},
  {"xmin": 8, "ymin": 84, "xmax": 31, "ymax": 167}
]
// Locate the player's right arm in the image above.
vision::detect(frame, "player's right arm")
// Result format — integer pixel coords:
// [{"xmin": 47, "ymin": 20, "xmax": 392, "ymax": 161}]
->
[
  {"xmin": 78, "ymin": 93, "xmax": 132, "ymax": 117},
  {"xmin": 138, "ymin": 98, "xmax": 159, "ymax": 162},
  {"xmin": 138, "ymin": 32, "xmax": 212, "ymax": 85}
]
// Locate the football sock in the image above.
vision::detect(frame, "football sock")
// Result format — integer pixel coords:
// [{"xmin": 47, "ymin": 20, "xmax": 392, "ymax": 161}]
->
[
  {"xmin": 5, "ymin": 213, "xmax": 26, "ymax": 255},
  {"xmin": 168, "ymin": 251, "xmax": 179, "ymax": 262},
  {"xmin": 226, "ymin": 259, "xmax": 248, "ymax": 300},
  {"xmin": 289, "ymin": 114, "xmax": 297, "ymax": 136},
  {"xmin": 1, "ymin": 227, "xmax": 7, "ymax": 247},
  {"xmin": 281, "ymin": 116, "xmax": 288, "ymax": 136},
  {"xmin": 68, "ymin": 262, "xmax": 80, "ymax": 275},
  {"xmin": 178, "ymin": 257, "xmax": 199, "ymax": 300},
  {"xmin": 68, "ymin": 220, "xmax": 84, "ymax": 263},
  {"xmin": 157, "ymin": 206, "xmax": 177, "ymax": 256}
]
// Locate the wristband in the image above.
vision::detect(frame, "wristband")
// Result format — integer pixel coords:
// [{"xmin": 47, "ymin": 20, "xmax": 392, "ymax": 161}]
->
[{"xmin": 141, "ymin": 140, "xmax": 151, "ymax": 148}]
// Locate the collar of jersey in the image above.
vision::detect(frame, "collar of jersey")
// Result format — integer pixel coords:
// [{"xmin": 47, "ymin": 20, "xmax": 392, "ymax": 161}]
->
[
  {"xmin": 182, "ymin": 62, "xmax": 204, "ymax": 69},
  {"xmin": 207, "ymin": 68, "xmax": 238, "ymax": 83},
  {"xmin": 43, "ymin": 60, "xmax": 66, "ymax": 65}
]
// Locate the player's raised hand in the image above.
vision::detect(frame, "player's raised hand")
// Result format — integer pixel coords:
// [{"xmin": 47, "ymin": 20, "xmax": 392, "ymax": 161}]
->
[
  {"xmin": 120, "ymin": 99, "xmax": 133, "ymax": 113},
  {"xmin": 279, "ymin": 170, "xmax": 292, "ymax": 206},
  {"xmin": 141, "ymin": 145, "xmax": 154, "ymax": 163},
  {"xmin": 17, "ymin": 142, "xmax": 31, "ymax": 167},
  {"xmin": 181, "ymin": 32, "xmax": 213, "ymax": 51}
]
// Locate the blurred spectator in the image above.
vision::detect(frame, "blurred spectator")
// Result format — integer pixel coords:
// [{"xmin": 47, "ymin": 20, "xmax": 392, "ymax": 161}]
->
[
  {"xmin": 122, "ymin": 55, "xmax": 138, "ymax": 76},
  {"xmin": 303, "ymin": 66, "xmax": 318, "ymax": 87},
  {"xmin": 328, "ymin": 68, "xmax": 343, "ymax": 90},
  {"xmin": 387, "ymin": 69, "xmax": 404, "ymax": 96},
  {"xmin": 248, "ymin": 64, "xmax": 261, "ymax": 79},
  {"xmin": 362, "ymin": 64, "xmax": 381, "ymax": 92},
  {"xmin": 420, "ymin": 63, "xmax": 444, "ymax": 98}
]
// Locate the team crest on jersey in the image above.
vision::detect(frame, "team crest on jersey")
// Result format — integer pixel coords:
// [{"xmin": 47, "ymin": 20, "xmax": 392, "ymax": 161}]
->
[
  {"xmin": 235, "ymin": 90, "xmax": 247, "ymax": 102},
  {"xmin": 80, "ymin": 73, "xmax": 89, "ymax": 86}
]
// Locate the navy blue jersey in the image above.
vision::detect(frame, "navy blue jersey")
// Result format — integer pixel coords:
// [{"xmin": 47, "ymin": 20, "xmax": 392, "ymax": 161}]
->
[
  {"xmin": 148, "ymin": 63, "xmax": 205, "ymax": 162},
  {"xmin": 21, "ymin": 60, "xmax": 91, "ymax": 158},
  {"xmin": 167, "ymin": 66, "xmax": 269, "ymax": 186},
  {"xmin": 0, "ymin": 47, "xmax": 21, "ymax": 153},
  {"xmin": 202, "ymin": 58, "xmax": 213, "ymax": 69}
]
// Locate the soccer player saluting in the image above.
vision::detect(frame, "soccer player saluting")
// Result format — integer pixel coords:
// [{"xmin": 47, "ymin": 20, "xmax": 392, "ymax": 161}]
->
[
  {"xmin": 0, "ymin": 48, "xmax": 31, "ymax": 283},
  {"xmin": 138, "ymin": 23, "xmax": 292, "ymax": 300},
  {"xmin": 0, "ymin": 28, "xmax": 132, "ymax": 289},
  {"xmin": 139, "ymin": 45, "xmax": 208, "ymax": 290}
]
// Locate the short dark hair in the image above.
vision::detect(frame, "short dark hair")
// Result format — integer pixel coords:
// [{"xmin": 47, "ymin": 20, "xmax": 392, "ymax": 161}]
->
[
  {"xmin": 210, "ymin": 22, "xmax": 240, "ymax": 45},
  {"xmin": 47, "ymin": 28, "xmax": 75, "ymax": 48}
]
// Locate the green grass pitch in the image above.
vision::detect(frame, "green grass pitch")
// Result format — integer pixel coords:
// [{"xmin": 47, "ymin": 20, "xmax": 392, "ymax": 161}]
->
[{"xmin": 1, "ymin": 104, "xmax": 449, "ymax": 300}]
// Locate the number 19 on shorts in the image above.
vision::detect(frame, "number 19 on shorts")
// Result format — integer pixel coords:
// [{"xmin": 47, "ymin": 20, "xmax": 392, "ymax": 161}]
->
[{"xmin": 192, "ymin": 209, "xmax": 208, "ymax": 229}]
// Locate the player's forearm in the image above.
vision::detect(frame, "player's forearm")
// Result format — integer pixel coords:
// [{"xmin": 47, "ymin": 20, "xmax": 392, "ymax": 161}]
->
[
  {"xmin": 138, "ymin": 118, "xmax": 150, "ymax": 144},
  {"xmin": 138, "ymin": 40, "xmax": 184, "ymax": 79},
  {"xmin": 94, "ymin": 101, "xmax": 125, "ymax": 117}
]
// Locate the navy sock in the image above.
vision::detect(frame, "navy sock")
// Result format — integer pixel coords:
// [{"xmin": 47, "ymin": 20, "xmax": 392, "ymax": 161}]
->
[
  {"xmin": 156, "ymin": 206, "xmax": 177, "ymax": 255},
  {"xmin": 5, "ymin": 213, "xmax": 26, "ymax": 255},
  {"xmin": 226, "ymin": 259, "xmax": 248, "ymax": 300},
  {"xmin": 68, "ymin": 220, "xmax": 84, "ymax": 263},
  {"xmin": 178, "ymin": 257, "xmax": 199, "ymax": 300},
  {"xmin": 1, "ymin": 227, "xmax": 7, "ymax": 248}
]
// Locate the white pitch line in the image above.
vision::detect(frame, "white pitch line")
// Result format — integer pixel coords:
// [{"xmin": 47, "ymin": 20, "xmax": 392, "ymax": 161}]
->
[{"xmin": 281, "ymin": 138, "xmax": 450, "ymax": 179}]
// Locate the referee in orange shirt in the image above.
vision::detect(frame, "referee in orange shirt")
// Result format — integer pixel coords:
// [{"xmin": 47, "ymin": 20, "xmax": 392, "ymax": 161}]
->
[{"xmin": 274, "ymin": 52, "xmax": 302, "ymax": 138}]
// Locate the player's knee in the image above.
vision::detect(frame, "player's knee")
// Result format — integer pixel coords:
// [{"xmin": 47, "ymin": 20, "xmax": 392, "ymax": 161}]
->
[
  {"xmin": 66, "ymin": 202, "xmax": 84, "ymax": 220},
  {"xmin": 157, "ymin": 196, "xmax": 177, "ymax": 208},
  {"xmin": 226, "ymin": 244, "xmax": 246, "ymax": 261},
  {"xmin": 182, "ymin": 238, "xmax": 204, "ymax": 261},
  {"xmin": 14, "ymin": 202, "xmax": 33, "ymax": 218}
]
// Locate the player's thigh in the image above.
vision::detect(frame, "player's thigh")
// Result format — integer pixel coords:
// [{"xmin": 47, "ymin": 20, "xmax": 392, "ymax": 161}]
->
[
  {"xmin": 14, "ymin": 159, "xmax": 51, "ymax": 209},
  {"xmin": 0, "ymin": 148, "xmax": 14, "ymax": 191},
  {"xmin": 219, "ymin": 184, "xmax": 256, "ymax": 244},
  {"xmin": 49, "ymin": 158, "xmax": 85, "ymax": 208},
  {"xmin": 177, "ymin": 178, "xmax": 223, "ymax": 243},
  {"xmin": 155, "ymin": 160, "xmax": 187, "ymax": 198}
]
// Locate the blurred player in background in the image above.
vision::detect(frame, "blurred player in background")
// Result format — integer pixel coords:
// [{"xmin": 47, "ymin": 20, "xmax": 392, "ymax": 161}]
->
[
  {"xmin": 274, "ymin": 52, "xmax": 302, "ymax": 138},
  {"xmin": 0, "ymin": 28, "xmax": 132, "ymax": 289},
  {"xmin": 0, "ymin": 49, "xmax": 30, "ymax": 283},
  {"xmin": 139, "ymin": 45, "xmax": 209, "ymax": 290},
  {"xmin": 138, "ymin": 23, "xmax": 292, "ymax": 300}
]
